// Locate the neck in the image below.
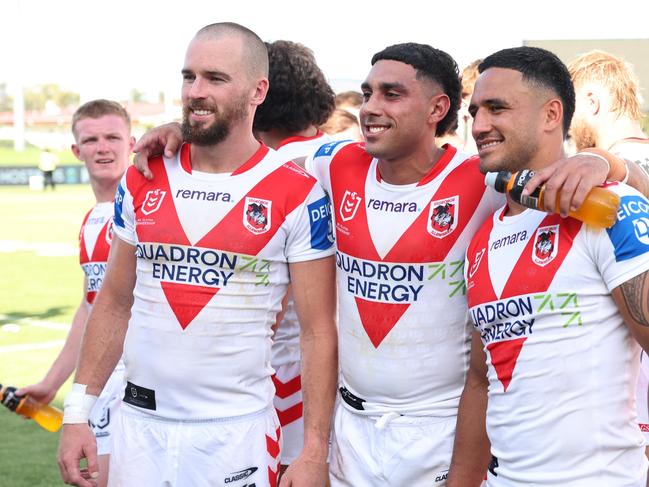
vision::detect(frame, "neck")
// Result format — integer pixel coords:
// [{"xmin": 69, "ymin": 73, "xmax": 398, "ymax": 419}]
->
[
  {"xmin": 258, "ymin": 126, "xmax": 319, "ymax": 150},
  {"xmin": 190, "ymin": 124, "xmax": 261, "ymax": 173},
  {"xmin": 597, "ymin": 118, "xmax": 647, "ymax": 150},
  {"xmin": 90, "ymin": 180, "xmax": 119, "ymax": 204},
  {"xmin": 376, "ymin": 143, "xmax": 444, "ymax": 185}
]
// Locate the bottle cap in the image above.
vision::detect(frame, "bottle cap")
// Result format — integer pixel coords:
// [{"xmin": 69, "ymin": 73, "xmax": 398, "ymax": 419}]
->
[{"xmin": 484, "ymin": 172, "xmax": 498, "ymax": 189}]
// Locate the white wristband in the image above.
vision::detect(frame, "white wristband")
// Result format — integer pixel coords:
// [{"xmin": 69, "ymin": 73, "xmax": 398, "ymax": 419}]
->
[
  {"xmin": 578, "ymin": 151, "xmax": 610, "ymax": 176},
  {"xmin": 63, "ymin": 383, "xmax": 98, "ymax": 424}
]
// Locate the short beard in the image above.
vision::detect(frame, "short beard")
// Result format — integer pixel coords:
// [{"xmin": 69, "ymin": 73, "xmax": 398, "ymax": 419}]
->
[
  {"xmin": 181, "ymin": 97, "xmax": 248, "ymax": 146},
  {"xmin": 570, "ymin": 118, "xmax": 598, "ymax": 152}
]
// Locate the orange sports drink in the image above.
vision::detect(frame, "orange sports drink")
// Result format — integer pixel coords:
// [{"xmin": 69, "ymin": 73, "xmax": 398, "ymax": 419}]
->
[
  {"xmin": 485, "ymin": 170, "xmax": 620, "ymax": 229},
  {"xmin": 0, "ymin": 384, "xmax": 63, "ymax": 432}
]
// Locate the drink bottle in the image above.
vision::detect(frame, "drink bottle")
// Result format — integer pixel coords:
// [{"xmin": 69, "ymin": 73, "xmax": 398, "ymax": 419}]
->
[
  {"xmin": 0, "ymin": 384, "xmax": 63, "ymax": 432},
  {"xmin": 485, "ymin": 170, "xmax": 620, "ymax": 228}
]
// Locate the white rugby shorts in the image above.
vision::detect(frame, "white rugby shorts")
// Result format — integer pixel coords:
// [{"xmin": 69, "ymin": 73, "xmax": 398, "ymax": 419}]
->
[
  {"xmin": 329, "ymin": 402, "xmax": 455, "ymax": 486},
  {"xmin": 108, "ymin": 404, "xmax": 281, "ymax": 487},
  {"xmin": 89, "ymin": 366, "xmax": 125, "ymax": 456}
]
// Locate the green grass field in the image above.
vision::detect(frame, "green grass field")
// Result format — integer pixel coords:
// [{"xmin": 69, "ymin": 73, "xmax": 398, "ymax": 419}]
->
[{"xmin": 0, "ymin": 185, "xmax": 94, "ymax": 486}]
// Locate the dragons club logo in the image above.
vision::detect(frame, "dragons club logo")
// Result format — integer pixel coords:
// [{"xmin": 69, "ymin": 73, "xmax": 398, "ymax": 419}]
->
[
  {"xmin": 427, "ymin": 196, "xmax": 459, "ymax": 238},
  {"xmin": 532, "ymin": 224, "xmax": 559, "ymax": 266},
  {"xmin": 243, "ymin": 197, "xmax": 272, "ymax": 234},
  {"xmin": 141, "ymin": 189, "xmax": 167, "ymax": 215},
  {"xmin": 339, "ymin": 190, "xmax": 362, "ymax": 222}
]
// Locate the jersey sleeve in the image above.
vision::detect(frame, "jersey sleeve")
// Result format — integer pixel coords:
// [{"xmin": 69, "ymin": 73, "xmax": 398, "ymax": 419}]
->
[
  {"xmin": 112, "ymin": 170, "xmax": 138, "ymax": 245},
  {"xmin": 591, "ymin": 184, "xmax": 649, "ymax": 291},
  {"xmin": 284, "ymin": 181, "xmax": 335, "ymax": 263},
  {"xmin": 304, "ymin": 140, "xmax": 353, "ymax": 196}
]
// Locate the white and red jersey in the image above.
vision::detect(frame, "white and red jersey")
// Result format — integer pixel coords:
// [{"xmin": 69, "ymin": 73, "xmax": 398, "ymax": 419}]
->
[
  {"xmin": 79, "ymin": 202, "xmax": 113, "ymax": 305},
  {"xmin": 113, "ymin": 143, "xmax": 334, "ymax": 420},
  {"xmin": 611, "ymin": 137, "xmax": 649, "ymax": 441},
  {"xmin": 611, "ymin": 137, "xmax": 649, "ymax": 177},
  {"xmin": 272, "ymin": 131, "xmax": 332, "ymax": 369},
  {"xmin": 307, "ymin": 140, "xmax": 502, "ymax": 416},
  {"xmin": 465, "ymin": 183, "xmax": 649, "ymax": 485}
]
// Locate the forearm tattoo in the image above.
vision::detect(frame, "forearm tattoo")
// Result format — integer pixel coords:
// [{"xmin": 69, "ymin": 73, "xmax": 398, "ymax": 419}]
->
[{"xmin": 620, "ymin": 274, "xmax": 649, "ymax": 327}]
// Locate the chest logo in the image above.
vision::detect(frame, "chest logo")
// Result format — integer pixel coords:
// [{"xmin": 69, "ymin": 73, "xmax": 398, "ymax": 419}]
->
[
  {"xmin": 141, "ymin": 189, "xmax": 167, "ymax": 216},
  {"xmin": 532, "ymin": 224, "xmax": 559, "ymax": 266},
  {"xmin": 427, "ymin": 196, "xmax": 459, "ymax": 238},
  {"xmin": 469, "ymin": 248, "xmax": 485, "ymax": 278},
  {"xmin": 244, "ymin": 197, "xmax": 272, "ymax": 234},
  {"xmin": 339, "ymin": 190, "xmax": 362, "ymax": 222}
]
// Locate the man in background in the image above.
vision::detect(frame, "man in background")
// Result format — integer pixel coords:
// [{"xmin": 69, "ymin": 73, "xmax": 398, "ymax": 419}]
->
[{"xmin": 20, "ymin": 99, "xmax": 134, "ymax": 487}]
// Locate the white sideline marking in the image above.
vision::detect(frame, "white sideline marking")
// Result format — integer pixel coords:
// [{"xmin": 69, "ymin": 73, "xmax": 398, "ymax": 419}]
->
[{"xmin": 0, "ymin": 316, "xmax": 70, "ymax": 331}]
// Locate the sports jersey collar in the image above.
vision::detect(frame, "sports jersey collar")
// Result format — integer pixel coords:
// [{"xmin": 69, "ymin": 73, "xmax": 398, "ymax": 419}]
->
[
  {"xmin": 276, "ymin": 131, "xmax": 325, "ymax": 149},
  {"xmin": 179, "ymin": 142, "xmax": 271, "ymax": 176},
  {"xmin": 609, "ymin": 137, "xmax": 649, "ymax": 151},
  {"xmin": 373, "ymin": 143, "xmax": 458, "ymax": 187}
]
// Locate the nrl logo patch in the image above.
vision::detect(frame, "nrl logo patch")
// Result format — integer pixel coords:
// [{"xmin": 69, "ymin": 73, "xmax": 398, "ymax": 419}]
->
[
  {"xmin": 141, "ymin": 189, "xmax": 167, "ymax": 215},
  {"xmin": 532, "ymin": 224, "xmax": 559, "ymax": 266},
  {"xmin": 427, "ymin": 196, "xmax": 458, "ymax": 238},
  {"xmin": 244, "ymin": 197, "xmax": 271, "ymax": 234},
  {"xmin": 339, "ymin": 190, "xmax": 362, "ymax": 222},
  {"xmin": 469, "ymin": 247, "xmax": 485, "ymax": 278}
]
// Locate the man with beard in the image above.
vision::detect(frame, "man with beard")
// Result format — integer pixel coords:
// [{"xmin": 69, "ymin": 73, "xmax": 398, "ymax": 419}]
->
[
  {"xmin": 57, "ymin": 23, "xmax": 337, "ymax": 487},
  {"xmin": 448, "ymin": 46, "xmax": 649, "ymax": 486},
  {"xmin": 569, "ymin": 49, "xmax": 649, "ymax": 456}
]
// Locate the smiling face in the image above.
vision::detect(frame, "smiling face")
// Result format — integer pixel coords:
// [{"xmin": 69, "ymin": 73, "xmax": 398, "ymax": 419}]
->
[
  {"xmin": 359, "ymin": 60, "xmax": 441, "ymax": 162},
  {"xmin": 72, "ymin": 114, "xmax": 133, "ymax": 187},
  {"xmin": 469, "ymin": 67, "xmax": 549, "ymax": 173},
  {"xmin": 180, "ymin": 35, "xmax": 253, "ymax": 146}
]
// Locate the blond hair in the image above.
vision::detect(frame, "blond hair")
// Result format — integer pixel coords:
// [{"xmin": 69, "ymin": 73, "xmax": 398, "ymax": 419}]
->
[
  {"xmin": 461, "ymin": 59, "xmax": 482, "ymax": 99},
  {"xmin": 568, "ymin": 50, "xmax": 642, "ymax": 122},
  {"xmin": 72, "ymin": 99, "xmax": 131, "ymax": 139}
]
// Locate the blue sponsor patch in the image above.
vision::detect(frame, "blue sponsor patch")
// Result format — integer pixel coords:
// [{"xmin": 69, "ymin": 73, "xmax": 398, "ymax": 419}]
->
[
  {"xmin": 314, "ymin": 140, "xmax": 348, "ymax": 158},
  {"xmin": 607, "ymin": 194, "xmax": 649, "ymax": 261},
  {"xmin": 113, "ymin": 184, "xmax": 126, "ymax": 229},
  {"xmin": 307, "ymin": 196, "xmax": 334, "ymax": 250}
]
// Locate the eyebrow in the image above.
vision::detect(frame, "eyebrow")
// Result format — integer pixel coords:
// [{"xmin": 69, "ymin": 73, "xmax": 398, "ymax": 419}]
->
[
  {"xmin": 361, "ymin": 81, "xmax": 408, "ymax": 92},
  {"xmin": 181, "ymin": 69, "xmax": 232, "ymax": 81}
]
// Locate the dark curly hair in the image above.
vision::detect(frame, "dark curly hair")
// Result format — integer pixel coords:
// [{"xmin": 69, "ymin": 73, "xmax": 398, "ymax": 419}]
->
[
  {"xmin": 371, "ymin": 43, "xmax": 461, "ymax": 136},
  {"xmin": 479, "ymin": 47, "xmax": 575, "ymax": 138},
  {"xmin": 253, "ymin": 40, "xmax": 335, "ymax": 133}
]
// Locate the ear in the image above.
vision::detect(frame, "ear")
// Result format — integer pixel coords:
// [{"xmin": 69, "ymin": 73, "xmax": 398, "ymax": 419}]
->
[
  {"xmin": 543, "ymin": 98, "xmax": 564, "ymax": 133},
  {"xmin": 585, "ymin": 90, "xmax": 600, "ymax": 116},
  {"xmin": 250, "ymin": 77, "xmax": 269, "ymax": 107},
  {"xmin": 428, "ymin": 93, "xmax": 451, "ymax": 126},
  {"xmin": 71, "ymin": 143, "xmax": 82, "ymax": 162},
  {"xmin": 128, "ymin": 136, "xmax": 136, "ymax": 152}
]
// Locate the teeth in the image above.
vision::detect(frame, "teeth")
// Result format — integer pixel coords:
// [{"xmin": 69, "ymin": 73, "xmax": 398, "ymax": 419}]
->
[
  {"xmin": 480, "ymin": 141, "xmax": 501, "ymax": 149},
  {"xmin": 193, "ymin": 110, "xmax": 212, "ymax": 116},
  {"xmin": 368, "ymin": 126, "xmax": 387, "ymax": 133}
]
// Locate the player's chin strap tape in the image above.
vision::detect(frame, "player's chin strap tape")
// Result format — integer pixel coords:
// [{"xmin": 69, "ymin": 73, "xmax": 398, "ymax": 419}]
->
[{"xmin": 63, "ymin": 383, "xmax": 98, "ymax": 424}]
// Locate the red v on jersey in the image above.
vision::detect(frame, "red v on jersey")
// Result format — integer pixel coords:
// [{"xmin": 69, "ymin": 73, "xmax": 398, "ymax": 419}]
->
[
  {"xmin": 160, "ymin": 282, "xmax": 220, "ymax": 329},
  {"xmin": 468, "ymin": 213, "xmax": 582, "ymax": 391},
  {"xmin": 330, "ymin": 146, "xmax": 485, "ymax": 347},
  {"xmin": 129, "ymin": 156, "xmax": 316, "ymax": 329},
  {"xmin": 487, "ymin": 337, "xmax": 526, "ymax": 392}
]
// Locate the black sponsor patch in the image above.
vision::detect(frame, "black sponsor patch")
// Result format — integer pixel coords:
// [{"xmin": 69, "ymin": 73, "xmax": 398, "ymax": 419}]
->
[
  {"xmin": 123, "ymin": 381, "xmax": 156, "ymax": 410},
  {"xmin": 488, "ymin": 455, "xmax": 499, "ymax": 477},
  {"xmin": 339, "ymin": 386, "xmax": 366, "ymax": 411}
]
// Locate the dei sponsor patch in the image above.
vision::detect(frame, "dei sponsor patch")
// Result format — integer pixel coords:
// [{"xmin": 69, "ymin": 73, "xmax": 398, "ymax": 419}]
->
[
  {"xmin": 307, "ymin": 196, "xmax": 334, "ymax": 250},
  {"xmin": 314, "ymin": 140, "xmax": 347, "ymax": 158},
  {"xmin": 114, "ymin": 183, "xmax": 126, "ymax": 229},
  {"xmin": 608, "ymin": 194, "xmax": 649, "ymax": 261}
]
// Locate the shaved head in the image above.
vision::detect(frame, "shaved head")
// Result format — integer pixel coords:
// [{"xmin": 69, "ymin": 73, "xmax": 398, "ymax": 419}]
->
[{"xmin": 195, "ymin": 22, "xmax": 268, "ymax": 79}]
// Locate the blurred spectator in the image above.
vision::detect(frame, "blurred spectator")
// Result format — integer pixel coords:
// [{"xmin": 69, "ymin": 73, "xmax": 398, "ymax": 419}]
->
[
  {"xmin": 38, "ymin": 147, "xmax": 59, "ymax": 190},
  {"xmin": 334, "ymin": 90, "xmax": 363, "ymax": 117},
  {"xmin": 320, "ymin": 108, "xmax": 362, "ymax": 141}
]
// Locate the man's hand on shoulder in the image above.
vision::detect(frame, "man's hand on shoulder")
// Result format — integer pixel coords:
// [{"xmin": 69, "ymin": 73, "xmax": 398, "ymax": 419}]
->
[{"xmin": 132, "ymin": 122, "xmax": 184, "ymax": 180}]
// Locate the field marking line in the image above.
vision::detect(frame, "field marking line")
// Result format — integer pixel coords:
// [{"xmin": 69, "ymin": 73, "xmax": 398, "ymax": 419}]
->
[{"xmin": 0, "ymin": 339, "xmax": 65, "ymax": 354}]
